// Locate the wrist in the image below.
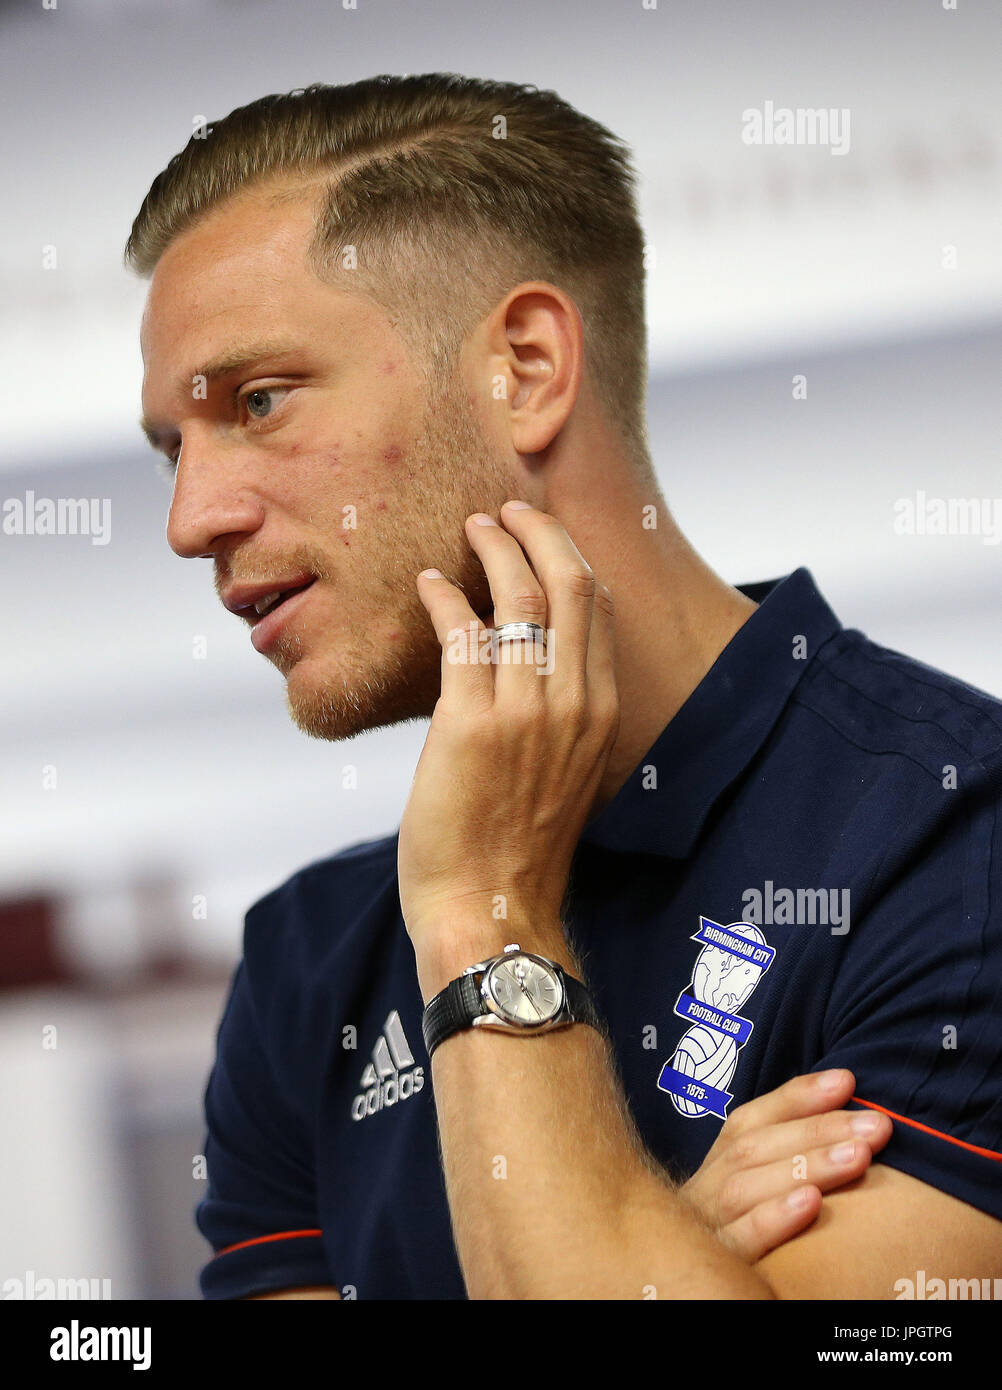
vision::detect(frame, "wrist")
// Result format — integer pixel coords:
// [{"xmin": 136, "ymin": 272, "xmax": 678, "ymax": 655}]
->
[{"xmin": 413, "ymin": 915, "xmax": 572, "ymax": 1004}]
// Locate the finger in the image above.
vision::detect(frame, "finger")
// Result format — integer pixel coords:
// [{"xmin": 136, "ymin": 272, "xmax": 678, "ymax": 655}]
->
[
  {"xmin": 711, "ymin": 1137, "xmax": 881, "ymax": 1228},
  {"xmin": 585, "ymin": 581, "xmax": 617, "ymax": 710},
  {"xmin": 719, "ymin": 1069, "xmax": 857, "ymax": 1142},
  {"xmin": 415, "ymin": 568, "xmax": 494, "ymax": 708},
  {"xmin": 497, "ymin": 500, "xmax": 597, "ymax": 693},
  {"xmin": 462, "ymin": 511, "xmax": 549, "ymax": 698},
  {"xmin": 716, "ymin": 1186, "xmax": 823, "ymax": 1264},
  {"xmin": 715, "ymin": 1105, "xmax": 893, "ymax": 1172}
]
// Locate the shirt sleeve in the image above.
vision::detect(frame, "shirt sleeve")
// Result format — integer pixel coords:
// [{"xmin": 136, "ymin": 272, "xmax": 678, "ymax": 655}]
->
[
  {"xmin": 195, "ymin": 958, "xmax": 334, "ymax": 1299},
  {"xmin": 814, "ymin": 763, "xmax": 1002, "ymax": 1222}
]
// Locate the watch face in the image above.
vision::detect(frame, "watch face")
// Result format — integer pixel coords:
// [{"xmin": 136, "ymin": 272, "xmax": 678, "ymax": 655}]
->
[{"xmin": 486, "ymin": 954, "xmax": 563, "ymax": 1024}]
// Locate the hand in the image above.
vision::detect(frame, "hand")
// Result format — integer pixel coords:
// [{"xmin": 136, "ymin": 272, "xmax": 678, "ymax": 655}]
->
[
  {"xmin": 397, "ymin": 501, "xmax": 619, "ymax": 962},
  {"xmin": 676, "ymin": 1069, "xmax": 893, "ymax": 1263}
]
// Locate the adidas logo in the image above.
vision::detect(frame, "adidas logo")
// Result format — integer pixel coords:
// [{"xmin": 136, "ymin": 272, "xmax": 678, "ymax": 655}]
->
[{"xmin": 350, "ymin": 1010, "xmax": 425, "ymax": 1122}]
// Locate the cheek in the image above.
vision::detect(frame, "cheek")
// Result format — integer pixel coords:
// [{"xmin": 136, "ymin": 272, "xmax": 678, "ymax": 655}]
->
[{"xmin": 286, "ymin": 439, "xmax": 344, "ymax": 470}]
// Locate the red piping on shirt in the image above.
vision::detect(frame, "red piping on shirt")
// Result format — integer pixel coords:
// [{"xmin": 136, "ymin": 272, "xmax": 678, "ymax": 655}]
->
[
  {"xmin": 852, "ymin": 1096, "xmax": 1002, "ymax": 1162},
  {"xmin": 215, "ymin": 1228, "xmax": 323, "ymax": 1258}
]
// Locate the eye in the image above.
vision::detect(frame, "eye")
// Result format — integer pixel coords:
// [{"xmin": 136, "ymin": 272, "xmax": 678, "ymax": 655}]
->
[
  {"xmin": 240, "ymin": 385, "xmax": 293, "ymax": 421},
  {"xmin": 152, "ymin": 385, "xmax": 294, "ymax": 479}
]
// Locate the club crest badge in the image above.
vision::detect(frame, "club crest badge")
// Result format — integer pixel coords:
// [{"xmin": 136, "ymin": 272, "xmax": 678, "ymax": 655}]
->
[{"xmin": 657, "ymin": 916, "xmax": 776, "ymax": 1118}]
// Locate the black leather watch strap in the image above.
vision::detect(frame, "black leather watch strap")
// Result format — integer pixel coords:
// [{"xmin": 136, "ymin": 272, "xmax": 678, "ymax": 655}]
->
[
  {"xmin": 561, "ymin": 971, "xmax": 603, "ymax": 1033},
  {"xmin": 422, "ymin": 960, "xmax": 603, "ymax": 1058},
  {"xmin": 422, "ymin": 972, "xmax": 484, "ymax": 1058}
]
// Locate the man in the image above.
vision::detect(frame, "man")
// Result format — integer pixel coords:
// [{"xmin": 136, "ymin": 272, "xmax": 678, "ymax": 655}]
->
[{"xmin": 129, "ymin": 74, "xmax": 1002, "ymax": 1299}]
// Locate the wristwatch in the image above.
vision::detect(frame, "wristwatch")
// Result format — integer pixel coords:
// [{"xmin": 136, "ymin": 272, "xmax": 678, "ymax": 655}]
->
[{"xmin": 422, "ymin": 942, "xmax": 603, "ymax": 1058}]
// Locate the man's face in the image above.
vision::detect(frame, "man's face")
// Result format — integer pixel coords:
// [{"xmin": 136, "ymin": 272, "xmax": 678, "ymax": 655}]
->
[{"xmin": 139, "ymin": 182, "xmax": 516, "ymax": 740}]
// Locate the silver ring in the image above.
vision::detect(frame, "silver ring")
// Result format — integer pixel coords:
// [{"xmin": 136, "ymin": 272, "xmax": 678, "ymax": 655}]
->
[{"xmin": 493, "ymin": 621, "xmax": 547, "ymax": 647}]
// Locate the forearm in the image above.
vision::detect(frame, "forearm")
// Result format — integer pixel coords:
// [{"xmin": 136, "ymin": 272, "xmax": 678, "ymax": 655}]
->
[{"xmin": 417, "ymin": 921, "xmax": 776, "ymax": 1301}]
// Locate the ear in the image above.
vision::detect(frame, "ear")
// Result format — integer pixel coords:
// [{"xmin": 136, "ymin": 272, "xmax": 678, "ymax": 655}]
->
[{"xmin": 486, "ymin": 281, "xmax": 584, "ymax": 454}]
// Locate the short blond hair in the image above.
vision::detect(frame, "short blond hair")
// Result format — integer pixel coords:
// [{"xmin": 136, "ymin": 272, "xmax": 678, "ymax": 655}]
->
[{"xmin": 125, "ymin": 74, "xmax": 652, "ymax": 474}]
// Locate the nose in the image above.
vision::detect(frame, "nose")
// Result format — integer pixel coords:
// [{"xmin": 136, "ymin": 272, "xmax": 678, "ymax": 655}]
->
[{"xmin": 166, "ymin": 436, "xmax": 266, "ymax": 558}]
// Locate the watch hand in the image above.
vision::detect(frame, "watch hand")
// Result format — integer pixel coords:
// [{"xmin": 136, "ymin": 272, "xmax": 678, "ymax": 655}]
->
[{"xmin": 513, "ymin": 971, "xmax": 544, "ymax": 1019}]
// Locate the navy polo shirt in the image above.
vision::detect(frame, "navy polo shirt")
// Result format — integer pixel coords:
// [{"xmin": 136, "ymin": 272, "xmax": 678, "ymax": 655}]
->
[{"xmin": 196, "ymin": 566, "xmax": 1002, "ymax": 1299}]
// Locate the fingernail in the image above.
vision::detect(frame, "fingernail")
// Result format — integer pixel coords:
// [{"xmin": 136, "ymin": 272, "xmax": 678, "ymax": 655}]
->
[
  {"xmin": 828, "ymin": 1141, "xmax": 856, "ymax": 1164},
  {"xmin": 471, "ymin": 514, "xmax": 498, "ymax": 526},
  {"xmin": 787, "ymin": 1187, "xmax": 812, "ymax": 1210},
  {"xmin": 504, "ymin": 500, "xmax": 532, "ymax": 510},
  {"xmin": 817, "ymin": 1069, "xmax": 848, "ymax": 1091},
  {"xmin": 850, "ymin": 1113, "xmax": 883, "ymax": 1135},
  {"xmin": 419, "ymin": 568, "xmax": 444, "ymax": 579}
]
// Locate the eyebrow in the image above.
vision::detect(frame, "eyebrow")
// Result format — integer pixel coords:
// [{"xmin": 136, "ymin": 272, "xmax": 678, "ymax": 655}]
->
[{"xmin": 139, "ymin": 339, "xmax": 303, "ymax": 448}]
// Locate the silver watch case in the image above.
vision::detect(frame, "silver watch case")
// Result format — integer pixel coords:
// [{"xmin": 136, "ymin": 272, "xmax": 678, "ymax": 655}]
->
[{"xmin": 463, "ymin": 942, "xmax": 570, "ymax": 1035}]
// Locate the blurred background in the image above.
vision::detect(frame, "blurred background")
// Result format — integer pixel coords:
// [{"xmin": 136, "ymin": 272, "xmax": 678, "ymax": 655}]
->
[{"xmin": 1, "ymin": 0, "xmax": 999, "ymax": 1298}]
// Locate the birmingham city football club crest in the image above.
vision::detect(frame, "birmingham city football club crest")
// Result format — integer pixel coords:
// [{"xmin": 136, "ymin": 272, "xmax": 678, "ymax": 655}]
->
[{"xmin": 657, "ymin": 916, "xmax": 776, "ymax": 1118}]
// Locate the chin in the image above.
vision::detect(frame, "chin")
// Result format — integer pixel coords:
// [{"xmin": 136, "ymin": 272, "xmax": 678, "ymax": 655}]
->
[{"xmin": 281, "ymin": 641, "xmax": 443, "ymax": 743}]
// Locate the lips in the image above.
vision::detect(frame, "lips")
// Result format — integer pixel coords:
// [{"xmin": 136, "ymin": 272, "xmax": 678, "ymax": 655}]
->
[
  {"xmin": 249, "ymin": 580, "xmax": 313, "ymax": 622},
  {"xmin": 249, "ymin": 580, "xmax": 317, "ymax": 654},
  {"xmin": 222, "ymin": 576, "xmax": 315, "ymax": 624}
]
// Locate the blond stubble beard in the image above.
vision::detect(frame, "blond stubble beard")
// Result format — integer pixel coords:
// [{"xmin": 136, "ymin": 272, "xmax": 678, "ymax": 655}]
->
[{"xmin": 280, "ymin": 373, "xmax": 519, "ymax": 743}]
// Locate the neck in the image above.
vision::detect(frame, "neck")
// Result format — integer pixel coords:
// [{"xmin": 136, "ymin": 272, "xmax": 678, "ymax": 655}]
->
[{"xmin": 540, "ymin": 452, "xmax": 758, "ymax": 822}]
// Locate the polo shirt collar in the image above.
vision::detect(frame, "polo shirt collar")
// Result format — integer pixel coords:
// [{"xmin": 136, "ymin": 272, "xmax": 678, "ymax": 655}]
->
[{"xmin": 578, "ymin": 566, "xmax": 842, "ymax": 860}]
